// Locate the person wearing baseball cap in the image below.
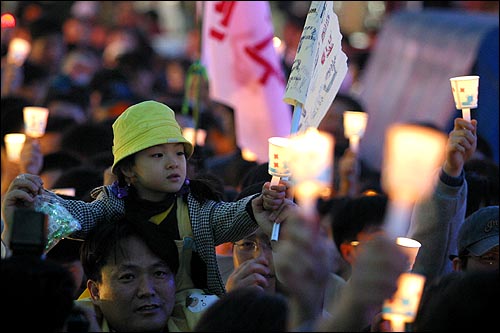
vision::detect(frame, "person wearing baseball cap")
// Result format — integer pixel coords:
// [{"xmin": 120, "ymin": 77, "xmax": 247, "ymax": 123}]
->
[{"xmin": 451, "ymin": 205, "xmax": 499, "ymax": 272}]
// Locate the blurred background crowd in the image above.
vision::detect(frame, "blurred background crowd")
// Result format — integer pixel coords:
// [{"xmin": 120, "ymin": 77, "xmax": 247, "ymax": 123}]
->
[
  {"xmin": 1, "ymin": 1, "xmax": 498, "ymax": 332},
  {"xmin": 2, "ymin": 1, "xmax": 498, "ymax": 201}
]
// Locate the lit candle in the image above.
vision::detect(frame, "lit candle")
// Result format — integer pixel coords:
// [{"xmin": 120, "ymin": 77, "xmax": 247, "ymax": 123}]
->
[
  {"xmin": 382, "ymin": 124, "xmax": 446, "ymax": 238},
  {"xmin": 288, "ymin": 128, "xmax": 334, "ymax": 219},
  {"xmin": 7, "ymin": 37, "xmax": 31, "ymax": 66},
  {"xmin": 343, "ymin": 111, "xmax": 369, "ymax": 154},
  {"xmin": 382, "ymin": 272, "xmax": 426, "ymax": 332},
  {"xmin": 4, "ymin": 133, "xmax": 26, "ymax": 163},
  {"xmin": 23, "ymin": 107, "xmax": 49, "ymax": 138}
]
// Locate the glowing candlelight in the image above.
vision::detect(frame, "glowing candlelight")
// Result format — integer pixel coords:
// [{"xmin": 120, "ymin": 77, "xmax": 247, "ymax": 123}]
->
[
  {"xmin": 382, "ymin": 124, "xmax": 446, "ymax": 238},
  {"xmin": 7, "ymin": 37, "xmax": 31, "ymax": 66},
  {"xmin": 288, "ymin": 128, "xmax": 334, "ymax": 219},
  {"xmin": 4, "ymin": 133, "xmax": 26, "ymax": 162},
  {"xmin": 382, "ymin": 272, "xmax": 426, "ymax": 332},
  {"xmin": 343, "ymin": 111, "xmax": 368, "ymax": 154},
  {"xmin": 23, "ymin": 107, "xmax": 49, "ymax": 138}
]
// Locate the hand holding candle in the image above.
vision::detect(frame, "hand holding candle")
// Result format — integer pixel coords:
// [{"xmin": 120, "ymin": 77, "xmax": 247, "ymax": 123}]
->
[
  {"xmin": 268, "ymin": 136, "xmax": 291, "ymax": 241},
  {"xmin": 449, "ymin": 75, "xmax": 479, "ymax": 122}
]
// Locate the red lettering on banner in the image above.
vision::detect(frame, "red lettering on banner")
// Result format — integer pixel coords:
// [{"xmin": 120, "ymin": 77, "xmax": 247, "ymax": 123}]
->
[
  {"xmin": 209, "ymin": 2, "xmax": 237, "ymax": 41},
  {"xmin": 245, "ymin": 35, "xmax": 285, "ymax": 85},
  {"xmin": 321, "ymin": 35, "xmax": 334, "ymax": 65}
]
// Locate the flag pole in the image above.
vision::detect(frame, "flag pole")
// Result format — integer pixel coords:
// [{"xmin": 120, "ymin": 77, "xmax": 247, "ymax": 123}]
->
[{"xmin": 290, "ymin": 103, "xmax": 302, "ymax": 134}]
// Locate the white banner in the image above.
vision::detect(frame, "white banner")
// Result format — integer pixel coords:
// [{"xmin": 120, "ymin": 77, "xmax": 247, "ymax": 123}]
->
[{"xmin": 284, "ymin": 1, "xmax": 348, "ymax": 133}]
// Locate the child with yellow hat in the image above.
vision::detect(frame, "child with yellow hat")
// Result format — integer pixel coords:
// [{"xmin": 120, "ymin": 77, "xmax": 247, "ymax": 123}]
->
[{"xmin": 2, "ymin": 100, "xmax": 294, "ymax": 331}]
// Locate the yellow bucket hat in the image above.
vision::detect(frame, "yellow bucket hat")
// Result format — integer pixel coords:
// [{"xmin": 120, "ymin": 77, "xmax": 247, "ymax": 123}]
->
[{"xmin": 111, "ymin": 100, "xmax": 193, "ymax": 174}]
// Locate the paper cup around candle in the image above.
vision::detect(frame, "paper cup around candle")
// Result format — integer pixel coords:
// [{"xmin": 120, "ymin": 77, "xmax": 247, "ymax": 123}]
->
[
  {"xmin": 182, "ymin": 128, "xmax": 207, "ymax": 147},
  {"xmin": 288, "ymin": 128, "xmax": 334, "ymax": 218},
  {"xmin": 4, "ymin": 133, "xmax": 26, "ymax": 162},
  {"xmin": 195, "ymin": 129, "xmax": 207, "ymax": 146},
  {"xmin": 382, "ymin": 272, "xmax": 426, "ymax": 330},
  {"xmin": 242, "ymin": 148, "xmax": 258, "ymax": 162},
  {"xmin": 449, "ymin": 75, "xmax": 479, "ymax": 110},
  {"xmin": 396, "ymin": 237, "xmax": 422, "ymax": 271},
  {"xmin": 268, "ymin": 137, "xmax": 291, "ymax": 179},
  {"xmin": 343, "ymin": 111, "xmax": 369, "ymax": 139},
  {"xmin": 23, "ymin": 107, "xmax": 49, "ymax": 138},
  {"xmin": 8, "ymin": 38, "xmax": 31, "ymax": 66},
  {"xmin": 382, "ymin": 125, "xmax": 446, "ymax": 238},
  {"xmin": 182, "ymin": 127, "xmax": 196, "ymax": 146},
  {"xmin": 382, "ymin": 124, "xmax": 447, "ymax": 205},
  {"xmin": 344, "ymin": 111, "xmax": 368, "ymax": 154}
]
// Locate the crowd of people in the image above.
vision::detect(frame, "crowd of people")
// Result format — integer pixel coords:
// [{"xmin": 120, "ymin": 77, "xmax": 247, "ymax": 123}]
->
[{"xmin": 1, "ymin": 2, "xmax": 499, "ymax": 332}]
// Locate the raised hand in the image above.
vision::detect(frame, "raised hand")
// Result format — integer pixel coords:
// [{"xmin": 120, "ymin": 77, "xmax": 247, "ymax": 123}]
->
[{"xmin": 443, "ymin": 118, "xmax": 477, "ymax": 177}]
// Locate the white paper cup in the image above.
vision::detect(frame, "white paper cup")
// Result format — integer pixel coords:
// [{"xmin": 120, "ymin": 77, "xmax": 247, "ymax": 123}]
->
[
  {"xmin": 268, "ymin": 137, "xmax": 291, "ymax": 178},
  {"xmin": 182, "ymin": 127, "xmax": 196, "ymax": 146},
  {"xmin": 396, "ymin": 237, "xmax": 422, "ymax": 271},
  {"xmin": 23, "ymin": 106, "xmax": 49, "ymax": 138},
  {"xmin": 382, "ymin": 124, "xmax": 447, "ymax": 205},
  {"xmin": 450, "ymin": 75, "xmax": 479, "ymax": 109},
  {"xmin": 343, "ymin": 111, "xmax": 369, "ymax": 139},
  {"xmin": 4, "ymin": 133, "xmax": 26, "ymax": 162}
]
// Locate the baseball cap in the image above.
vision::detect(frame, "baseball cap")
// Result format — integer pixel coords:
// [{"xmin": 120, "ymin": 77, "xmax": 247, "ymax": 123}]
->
[
  {"xmin": 111, "ymin": 100, "xmax": 193, "ymax": 174},
  {"xmin": 457, "ymin": 206, "xmax": 499, "ymax": 256}
]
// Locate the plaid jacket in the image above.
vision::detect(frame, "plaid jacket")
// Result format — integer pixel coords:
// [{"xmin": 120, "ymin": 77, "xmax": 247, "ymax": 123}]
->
[{"xmin": 54, "ymin": 185, "xmax": 258, "ymax": 296}]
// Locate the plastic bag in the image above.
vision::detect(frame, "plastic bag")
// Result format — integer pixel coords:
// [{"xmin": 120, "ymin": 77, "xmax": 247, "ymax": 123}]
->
[{"xmin": 33, "ymin": 192, "xmax": 81, "ymax": 252}]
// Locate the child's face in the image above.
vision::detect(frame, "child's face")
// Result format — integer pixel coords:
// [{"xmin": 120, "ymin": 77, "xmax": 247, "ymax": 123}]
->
[{"xmin": 129, "ymin": 143, "xmax": 187, "ymax": 201}]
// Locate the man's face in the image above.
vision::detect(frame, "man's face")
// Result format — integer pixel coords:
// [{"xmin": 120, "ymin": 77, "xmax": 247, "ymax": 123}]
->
[
  {"xmin": 89, "ymin": 236, "xmax": 176, "ymax": 332},
  {"xmin": 232, "ymin": 229, "xmax": 276, "ymax": 292},
  {"xmin": 464, "ymin": 245, "xmax": 499, "ymax": 272}
]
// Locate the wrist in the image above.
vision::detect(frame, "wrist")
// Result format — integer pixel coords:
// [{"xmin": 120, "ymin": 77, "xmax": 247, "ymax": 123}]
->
[{"xmin": 439, "ymin": 168, "xmax": 464, "ymax": 187}]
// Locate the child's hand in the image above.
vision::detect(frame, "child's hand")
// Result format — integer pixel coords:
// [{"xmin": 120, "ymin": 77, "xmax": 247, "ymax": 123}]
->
[
  {"xmin": 252, "ymin": 196, "xmax": 299, "ymax": 235},
  {"xmin": 261, "ymin": 179, "xmax": 293, "ymax": 211}
]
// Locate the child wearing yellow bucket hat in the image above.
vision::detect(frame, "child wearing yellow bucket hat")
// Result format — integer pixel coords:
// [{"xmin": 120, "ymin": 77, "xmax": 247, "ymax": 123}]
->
[{"xmin": 6, "ymin": 100, "xmax": 294, "ymax": 331}]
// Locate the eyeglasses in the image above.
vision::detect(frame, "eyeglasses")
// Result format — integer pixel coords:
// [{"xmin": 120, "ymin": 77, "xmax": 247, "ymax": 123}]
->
[
  {"xmin": 464, "ymin": 253, "xmax": 499, "ymax": 266},
  {"xmin": 233, "ymin": 239, "xmax": 273, "ymax": 254}
]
